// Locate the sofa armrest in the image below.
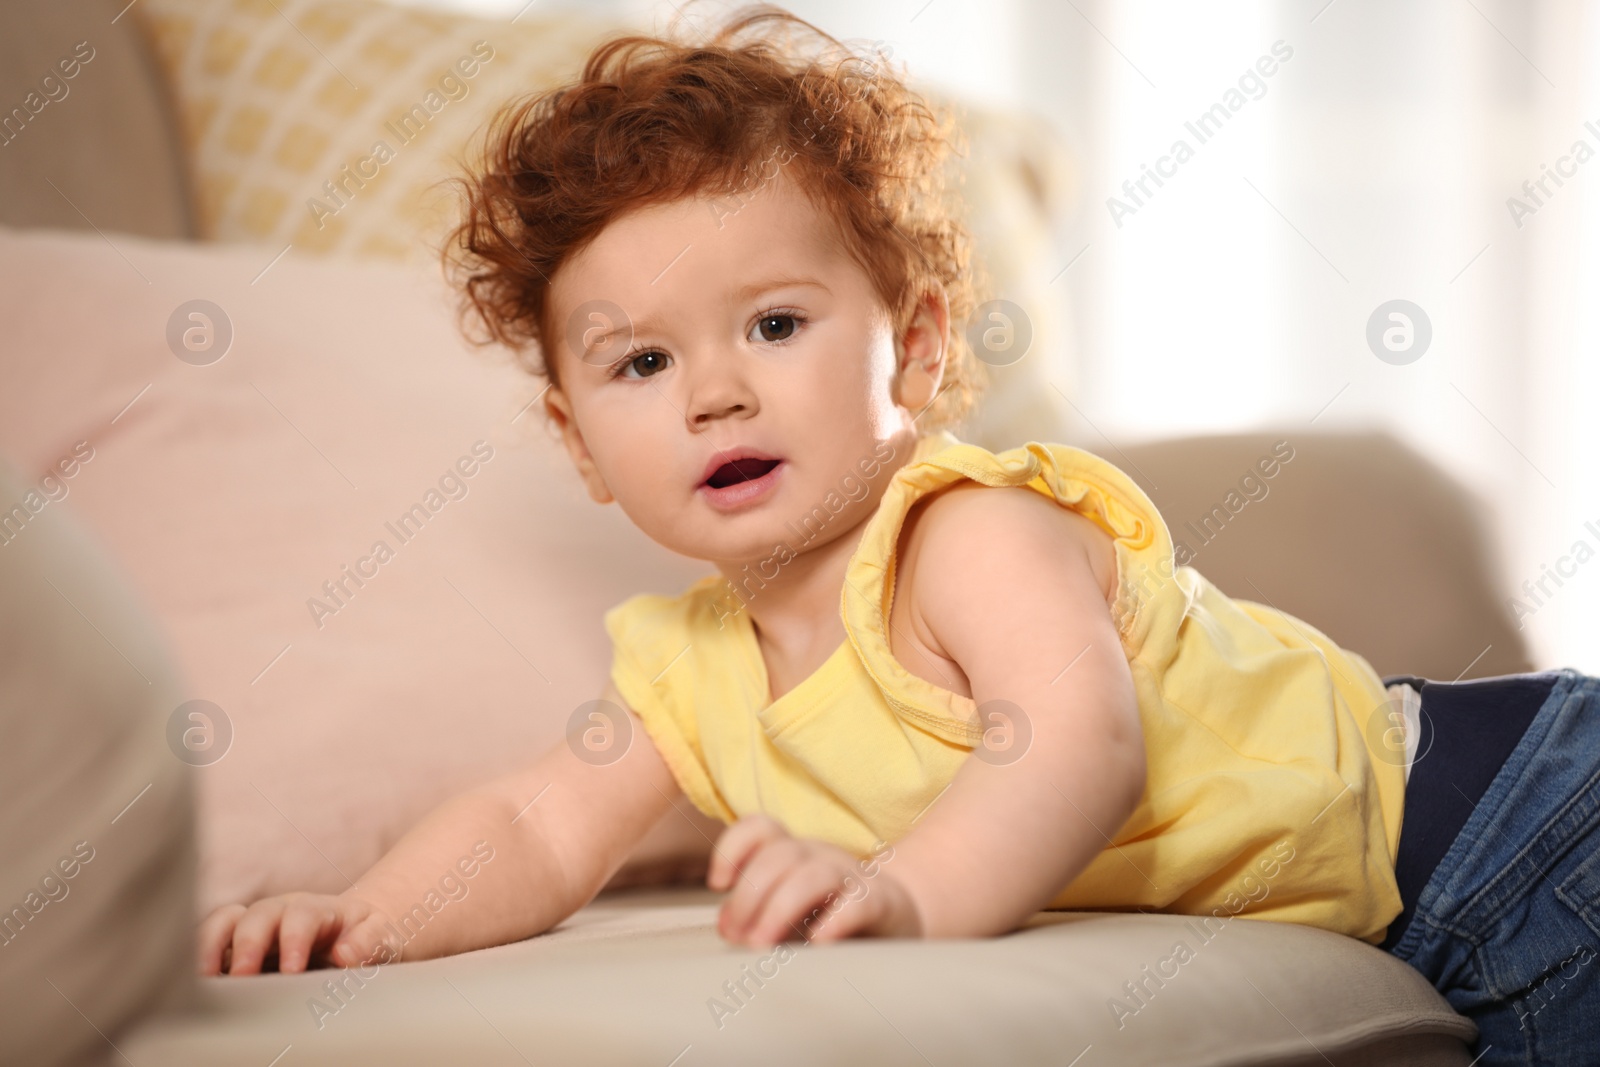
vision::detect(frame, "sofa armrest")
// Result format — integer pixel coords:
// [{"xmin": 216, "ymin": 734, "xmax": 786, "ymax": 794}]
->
[
  {"xmin": 1112, "ymin": 429, "xmax": 1533, "ymax": 681},
  {"xmin": 0, "ymin": 457, "xmax": 197, "ymax": 1066}
]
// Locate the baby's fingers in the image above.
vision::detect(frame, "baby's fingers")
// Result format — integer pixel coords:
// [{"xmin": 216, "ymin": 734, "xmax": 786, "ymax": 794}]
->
[
  {"xmin": 717, "ymin": 836, "xmax": 810, "ymax": 940},
  {"xmin": 224, "ymin": 899, "xmax": 290, "ymax": 975},
  {"xmin": 276, "ymin": 899, "xmax": 340, "ymax": 974},
  {"xmin": 197, "ymin": 904, "xmax": 247, "ymax": 976},
  {"xmin": 330, "ymin": 912, "xmax": 402, "ymax": 970},
  {"xmin": 707, "ymin": 813, "xmax": 789, "ymax": 892},
  {"xmin": 745, "ymin": 863, "xmax": 859, "ymax": 947}
]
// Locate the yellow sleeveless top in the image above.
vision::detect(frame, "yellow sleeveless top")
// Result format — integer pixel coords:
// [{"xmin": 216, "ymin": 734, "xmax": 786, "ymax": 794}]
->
[{"xmin": 604, "ymin": 430, "xmax": 1406, "ymax": 943}]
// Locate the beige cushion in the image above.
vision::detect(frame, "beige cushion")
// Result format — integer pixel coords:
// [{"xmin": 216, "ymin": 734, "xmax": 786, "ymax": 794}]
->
[
  {"xmin": 1110, "ymin": 433, "xmax": 1534, "ymax": 681},
  {"xmin": 0, "ymin": 0, "xmax": 194, "ymax": 238},
  {"xmin": 0, "ymin": 458, "xmax": 197, "ymax": 1067},
  {"xmin": 120, "ymin": 885, "xmax": 1474, "ymax": 1066},
  {"xmin": 0, "ymin": 224, "xmax": 721, "ymax": 919}
]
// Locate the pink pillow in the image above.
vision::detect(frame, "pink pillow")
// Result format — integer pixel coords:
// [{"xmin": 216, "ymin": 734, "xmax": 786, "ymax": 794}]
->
[{"xmin": 0, "ymin": 226, "xmax": 715, "ymax": 915}]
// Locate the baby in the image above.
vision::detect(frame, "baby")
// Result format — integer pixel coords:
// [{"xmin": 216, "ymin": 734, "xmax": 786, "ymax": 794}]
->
[{"xmin": 199, "ymin": 9, "xmax": 1600, "ymax": 1061}]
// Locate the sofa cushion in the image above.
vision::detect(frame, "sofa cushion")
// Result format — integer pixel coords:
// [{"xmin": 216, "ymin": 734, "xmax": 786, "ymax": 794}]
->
[
  {"xmin": 120, "ymin": 885, "xmax": 1475, "ymax": 1066},
  {"xmin": 0, "ymin": 224, "xmax": 721, "ymax": 918}
]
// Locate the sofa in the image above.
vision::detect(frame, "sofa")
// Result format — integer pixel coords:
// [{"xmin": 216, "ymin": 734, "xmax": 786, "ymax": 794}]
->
[{"xmin": 0, "ymin": 1, "xmax": 1532, "ymax": 1064}]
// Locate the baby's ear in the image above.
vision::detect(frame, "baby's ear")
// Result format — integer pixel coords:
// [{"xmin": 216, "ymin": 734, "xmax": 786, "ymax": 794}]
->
[
  {"xmin": 894, "ymin": 289, "xmax": 949, "ymax": 413},
  {"xmin": 543, "ymin": 385, "xmax": 615, "ymax": 505}
]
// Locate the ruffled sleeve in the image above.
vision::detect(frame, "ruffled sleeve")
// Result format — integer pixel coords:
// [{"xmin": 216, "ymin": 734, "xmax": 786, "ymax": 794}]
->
[
  {"xmin": 840, "ymin": 434, "xmax": 1182, "ymax": 744},
  {"xmin": 602, "ymin": 586, "xmax": 737, "ymax": 824}
]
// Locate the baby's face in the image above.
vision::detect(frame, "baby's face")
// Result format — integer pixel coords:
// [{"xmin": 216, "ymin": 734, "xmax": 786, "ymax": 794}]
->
[{"xmin": 543, "ymin": 169, "xmax": 946, "ymax": 565}]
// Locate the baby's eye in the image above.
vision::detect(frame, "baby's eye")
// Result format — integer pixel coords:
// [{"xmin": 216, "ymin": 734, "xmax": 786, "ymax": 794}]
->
[
  {"xmin": 613, "ymin": 350, "xmax": 671, "ymax": 380},
  {"xmin": 751, "ymin": 313, "xmax": 801, "ymax": 344}
]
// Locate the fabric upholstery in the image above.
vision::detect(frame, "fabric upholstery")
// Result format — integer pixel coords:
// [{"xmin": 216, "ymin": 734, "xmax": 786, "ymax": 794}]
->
[
  {"xmin": 118, "ymin": 886, "xmax": 1475, "ymax": 1066},
  {"xmin": 1110, "ymin": 432, "xmax": 1534, "ymax": 681},
  {"xmin": 0, "ymin": 224, "xmax": 721, "ymax": 919},
  {"xmin": 0, "ymin": 0, "xmax": 195, "ymax": 238},
  {"xmin": 0, "ymin": 459, "xmax": 197, "ymax": 1067}
]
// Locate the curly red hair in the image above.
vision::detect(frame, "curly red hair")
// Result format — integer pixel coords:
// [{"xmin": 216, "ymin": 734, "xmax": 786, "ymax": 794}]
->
[{"xmin": 441, "ymin": 3, "xmax": 985, "ymax": 431}]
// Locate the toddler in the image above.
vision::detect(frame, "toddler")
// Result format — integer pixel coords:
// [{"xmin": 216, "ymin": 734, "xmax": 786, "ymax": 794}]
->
[{"xmin": 199, "ymin": 8, "xmax": 1600, "ymax": 1062}]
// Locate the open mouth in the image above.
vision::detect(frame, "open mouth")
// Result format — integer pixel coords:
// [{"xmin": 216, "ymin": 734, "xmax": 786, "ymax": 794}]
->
[{"xmin": 705, "ymin": 457, "xmax": 781, "ymax": 489}]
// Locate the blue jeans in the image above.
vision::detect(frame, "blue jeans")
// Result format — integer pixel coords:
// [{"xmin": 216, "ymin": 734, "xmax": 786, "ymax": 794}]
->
[{"xmin": 1383, "ymin": 667, "xmax": 1600, "ymax": 1064}]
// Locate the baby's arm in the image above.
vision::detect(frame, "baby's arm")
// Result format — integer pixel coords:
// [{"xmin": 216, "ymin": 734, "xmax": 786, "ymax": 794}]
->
[
  {"xmin": 199, "ymin": 678, "xmax": 680, "ymax": 974},
  {"xmin": 713, "ymin": 484, "xmax": 1146, "ymax": 943}
]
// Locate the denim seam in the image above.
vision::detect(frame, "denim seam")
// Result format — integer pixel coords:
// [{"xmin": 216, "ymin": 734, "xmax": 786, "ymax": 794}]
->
[
  {"xmin": 1391, "ymin": 906, "xmax": 1485, "ymax": 964},
  {"xmin": 1553, "ymin": 854, "xmax": 1600, "ymax": 939},
  {"xmin": 1451, "ymin": 761, "xmax": 1600, "ymax": 935}
]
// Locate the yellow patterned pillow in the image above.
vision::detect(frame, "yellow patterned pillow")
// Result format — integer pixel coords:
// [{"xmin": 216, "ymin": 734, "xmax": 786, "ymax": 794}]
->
[{"xmin": 136, "ymin": 0, "xmax": 624, "ymax": 260}]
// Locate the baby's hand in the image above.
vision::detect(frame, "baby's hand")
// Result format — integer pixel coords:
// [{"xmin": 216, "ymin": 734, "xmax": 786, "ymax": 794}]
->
[
  {"xmin": 197, "ymin": 892, "xmax": 400, "ymax": 976},
  {"xmin": 707, "ymin": 814, "xmax": 921, "ymax": 947}
]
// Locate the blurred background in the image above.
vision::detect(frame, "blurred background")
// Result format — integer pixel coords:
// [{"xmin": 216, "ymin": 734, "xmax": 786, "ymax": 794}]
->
[
  {"xmin": 3, "ymin": 7, "xmax": 1596, "ymax": 1056},
  {"xmin": 377, "ymin": 0, "xmax": 1600, "ymax": 673}
]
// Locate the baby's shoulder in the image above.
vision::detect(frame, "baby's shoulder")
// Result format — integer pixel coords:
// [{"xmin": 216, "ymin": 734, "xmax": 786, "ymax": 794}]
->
[
  {"xmin": 877, "ymin": 479, "xmax": 1122, "ymax": 698},
  {"xmin": 896, "ymin": 481, "xmax": 1117, "ymax": 610}
]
